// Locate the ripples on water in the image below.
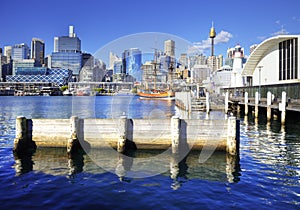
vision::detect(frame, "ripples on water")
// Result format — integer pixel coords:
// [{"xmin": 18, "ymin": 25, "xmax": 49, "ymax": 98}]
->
[{"xmin": 0, "ymin": 96, "xmax": 300, "ymax": 209}]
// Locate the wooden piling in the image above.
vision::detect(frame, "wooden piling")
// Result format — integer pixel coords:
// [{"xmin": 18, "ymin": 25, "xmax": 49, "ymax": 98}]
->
[
  {"xmin": 118, "ymin": 115, "xmax": 128, "ymax": 153},
  {"xmin": 280, "ymin": 91, "xmax": 286, "ymax": 124},
  {"xmin": 267, "ymin": 91, "xmax": 272, "ymax": 121},
  {"xmin": 67, "ymin": 116, "xmax": 83, "ymax": 156},
  {"xmin": 206, "ymin": 92, "xmax": 210, "ymax": 114},
  {"xmin": 244, "ymin": 92, "xmax": 248, "ymax": 115},
  {"xmin": 171, "ymin": 116, "xmax": 181, "ymax": 154},
  {"xmin": 255, "ymin": 91, "xmax": 259, "ymax": 118},
  {"xmin": 226, "ymin": 116, "xmax": 239, "ymax": 156},
  {"xmin": 225, "ymin": 91, "xmax": 229, "ymax": 114},
  {"xmin": 13, "ymin": 116, "xmax": 36, "ymax": 154}
]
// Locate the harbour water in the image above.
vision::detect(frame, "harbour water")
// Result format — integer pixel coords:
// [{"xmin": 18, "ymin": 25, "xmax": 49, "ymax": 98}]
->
[{"xmin": 0, "ymin": 96, "xmax": 300, "ymax": 209}]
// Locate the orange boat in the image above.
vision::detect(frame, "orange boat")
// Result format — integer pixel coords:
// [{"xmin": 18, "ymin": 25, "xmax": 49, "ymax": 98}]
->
[{"xmin": 138, "ymin": 89, "xmax": 175, "ymax": 99}]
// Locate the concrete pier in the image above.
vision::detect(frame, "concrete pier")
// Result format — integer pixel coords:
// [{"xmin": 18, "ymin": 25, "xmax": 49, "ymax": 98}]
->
[
  {"xmin": 171, "ymin": 116, "xmax": 181, "ymax": 154},
  {"xmin": 280, "ymin": 91, "xmax": 287, "ymax": 124},
  {"xmin": 267, "ymin": 91, "xmax": 272, "ymax": 121},
  {"xmin": 228, "ymin": 90, "xmax": 299, "ymax": 125},
  {"xmin": 13, "ymin": 116, "xmax": 36, "ymax": 154},
  {"xmin": 255, "ymin": 91, "xmax": 259, "ymax": 118},
  {"xmin": 227, "ymin": 117, "xmax": 240, "ymax": 156},
  {"xmin": 244, "ymin": 92, "xmax": 248, "ymax": 115},
  {"xmin": 225, "ymin": 91, "xmax": 229, "ymax": 114},
  {"xmin": 206, "ymin": 92, "xmax": 210, "ymax": 114},
  {"xmin": 16, "ymin": 116, "xmax": 240, "ymax": 155},
  {"xmin": 67, "ymin": 116, "xmax": 84, "ymax": 156},
  {"xmin": 117, "ymin": 116, "xmax": 128, "ymax": 153}
]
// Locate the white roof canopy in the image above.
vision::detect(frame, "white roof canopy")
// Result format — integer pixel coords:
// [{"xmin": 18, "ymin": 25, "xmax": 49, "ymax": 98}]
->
[{"xmin": 242, "ymin": 35, "xmax": 299, "ymax": 76}]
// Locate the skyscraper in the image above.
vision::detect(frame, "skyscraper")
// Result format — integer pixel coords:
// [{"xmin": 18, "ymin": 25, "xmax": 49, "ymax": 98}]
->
[
  {"xmin": 4, "ymin": 46, "xmax": 12, "ymax": 63},
  {"xmin": 53, "ymin": 25, "xmax": 81, "ymax": 53},
  {"xmin": 164, "ymin": 40, "xmax": 175, "ymax": 57},
  {"xmin": 51, "ymin": 25, "xmax": 82, "ymax": 76},
  {"xmin": 122, "ymin": 48, "xmax": 142, "ymax": 81},
  {"xmin": 12, "ymin": 43, "xmax": 30, "ymax": 60},
  {"xmin": 31, "ymin": 38, "xmax": 45, "ymax": 66}
]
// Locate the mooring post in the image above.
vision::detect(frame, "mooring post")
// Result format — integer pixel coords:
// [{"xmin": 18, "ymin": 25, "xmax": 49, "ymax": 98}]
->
[
  {"xmin": 225, "ymin": 91, "xmax": 229, "ymax": 114},
  {"xmin": 171, "ymin": 116, "xmax": 181, "ymax": 154},
  {"xmin": 267, "ymin": 91, "xmax": 272, "ymax": 121},
  {"xmin": 118, "ymin": 115, "xmax": 128, "ymax": 153},
  {"xmin": 227, "ymin": 116, "xmax": 239, "ymax": 156},
  {"xmin": 255, "ymin": 91, "xmax": 259, "ymax": 118},
  {"xmin": 67, "ymin": 116, "xmax": 82, "ymax": 155},
  {"xmin": 14, "ymin": 116, "xmax": 36, "ymax": 153},
  {"xmin": 206, "ymin": 92, "xmax": 210, "ymax": 114},
  {"xmin": 244, "ymin": 92, "xmax": 248, "ymax": 116},
  {"xmin": 196, "ymin": 83, "xmax": 200, "ymax": 99},
  {"xmin": 280, "ymin": 91, "xmax": 286, "ymax": 125}
]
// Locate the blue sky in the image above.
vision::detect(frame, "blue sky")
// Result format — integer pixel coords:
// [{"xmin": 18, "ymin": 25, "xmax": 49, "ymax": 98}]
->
[{"xmin": 1, "ymin": 0, "xmax": 300, "ymax": 63}]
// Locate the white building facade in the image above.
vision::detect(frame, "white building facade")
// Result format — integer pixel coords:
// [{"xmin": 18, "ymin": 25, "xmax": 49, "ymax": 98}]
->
[{"xmin": 242, "ymin": 35, "xmax": 300, "ymax": 86}]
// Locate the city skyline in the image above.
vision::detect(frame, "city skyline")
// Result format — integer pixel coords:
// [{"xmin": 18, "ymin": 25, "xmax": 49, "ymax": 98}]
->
[{"xmin": 1, "ymin": 0, "xmax": 300, "ymax": 62}]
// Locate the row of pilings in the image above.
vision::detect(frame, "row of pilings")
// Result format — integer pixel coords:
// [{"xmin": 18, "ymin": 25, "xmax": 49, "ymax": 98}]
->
[
  {"xmin": 226, "ymin": 90, "xmax": 288, "ymax": 124},
  {"xmin": 13, "ymin": 115, "xmax": 240, "ymax": 157}
]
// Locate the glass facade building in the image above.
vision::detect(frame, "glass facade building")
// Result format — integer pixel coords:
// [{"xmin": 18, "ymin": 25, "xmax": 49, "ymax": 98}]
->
[
  {"xmin": 51, "ymin": 52, "xmax": 82, "ymax": 75},
  {"xmin": 12, "ymin": 59, "xmax": 40, "ymax": 75},
  {"xmin": 122, "ymin": 48, "xmax": 142, "ymax": 81},
  {"xmin": 54, "ymin": 36, "xmax": 81, "ymax": 53},
  {"xmin": 6, "ymin": 68, "xmax": 73, "ymax": 86},
  {"xmin": 12, "ymin": 43, "xmax": 30, "ymax": 60},
  {"xmin": 51, "ymin": 26, "xmax": 82, "ymax": 77},
  {"xmin": 31, "ymin": 38, "xmax": 45, "ymax": 65},
  {"xmin": 113, "ymin": 60, "xmax": 123, "ymax": 74}
]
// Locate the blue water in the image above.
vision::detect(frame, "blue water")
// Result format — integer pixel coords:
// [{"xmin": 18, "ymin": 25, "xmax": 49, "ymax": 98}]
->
[{"xmin": 0, "ymin": 96, "xmax": 300, "ymax": 209}]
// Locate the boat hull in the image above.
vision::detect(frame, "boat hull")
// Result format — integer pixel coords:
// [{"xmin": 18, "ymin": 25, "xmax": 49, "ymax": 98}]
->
[{"xmin": 137, "ymin": 91, "xmax": 175, "ymax": 100}]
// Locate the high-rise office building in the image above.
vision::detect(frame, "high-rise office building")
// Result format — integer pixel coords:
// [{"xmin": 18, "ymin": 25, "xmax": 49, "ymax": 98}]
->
[
  {"xmin": 217, "ymin": 54, "xmax": 223, "ymax": 69},
  {"xmin": 12, "ymin": 59, "xmax": 39, "ymax": 75},
  {"xmin": 51, "ymin": 52, "xmax": 82, "ymax": 75},
  {"xmin": 122, "ymin": 48, "xmax": 142, "ymax": 81},
  {"xmin": 4, "ymin": 46, "xmax": 12, "ymax": 63},
  {"xmin": 51, "ymin": 25, "xmax": 82, "ymax": 77},
  {"xmin": 164, "ymin": 40, "xmax": 175, "ymax": 57},
  {"xmin": 12, "ymin": 43, "xmax": 30, "ymax": 60},
  {"xmin": 207, "ymin": 55, "xmax": 217, "ymax": 71},
  {"xmin": 53, "ymin": 25, "xmax": 81, "ymax": 53},
  {"xmin": 31, "ymin": 38, "xmax": 45, "ymax": 66}
]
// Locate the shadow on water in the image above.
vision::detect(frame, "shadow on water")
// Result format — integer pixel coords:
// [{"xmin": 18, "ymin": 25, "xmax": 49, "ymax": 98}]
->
[
  {"xmin": 13, "ymin": 147, "xmax": 85, "ymax": 177},
  {"xmin": 13, "ymin": 151, "xmax": 35, "ymax": 176},
  {"xmin": 12, "ymin": 147, "xmax": 241, "ymax": 188}
]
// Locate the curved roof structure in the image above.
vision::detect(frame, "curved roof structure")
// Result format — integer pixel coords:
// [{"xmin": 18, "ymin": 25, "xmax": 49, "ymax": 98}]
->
[{"xmin": 242, "ymin": 35, "xmax": 299, "ymax": 76}]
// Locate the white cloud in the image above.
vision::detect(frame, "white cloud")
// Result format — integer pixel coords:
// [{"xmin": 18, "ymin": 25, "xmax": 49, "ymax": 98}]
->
[
  {"xmin": 187, "ymin": 30, "xmax": 233, "ymax": 54},
  {"xmin": 272, "ymin": 29, "xmax": 289, "ymax": 36},
  {"xmin": 273, "ymin": 20, "xmax": 289, "ymax": 36}
]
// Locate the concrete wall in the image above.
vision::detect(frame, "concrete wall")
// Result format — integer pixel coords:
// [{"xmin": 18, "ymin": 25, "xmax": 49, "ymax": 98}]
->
[
  {"xmin": 32, "ymin": 119, "xmax": 70, "ymax": 147},
  {"xmin": 31, "ymin": 117, "xmax": 231, "ymax": 151}
]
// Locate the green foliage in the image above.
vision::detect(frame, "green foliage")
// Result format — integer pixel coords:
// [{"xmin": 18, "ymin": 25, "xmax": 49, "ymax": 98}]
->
[
  {"xmin": 60, "ymin": 86, "xmax": 68, "ymax": 92},
  {"xmin": 94, "ymin": 88, "xmax": 106, "ymax": 93},
  {"xmin": 131, "ymin": 87, "xmax": 137, "ymax": 93}
]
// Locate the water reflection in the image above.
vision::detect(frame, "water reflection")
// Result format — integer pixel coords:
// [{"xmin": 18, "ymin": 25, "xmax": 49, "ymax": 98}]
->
[
  {"xmin": 12, "ymin": 147, "xmax": 241, "ymax": 187},
  {"xmin": 240, "ymin": 115, "xmax": 300, "ymax": 186},
  {"xmin": 13, "ymin": 152, "xmax": 34, "ymax": 176},
  {"xmin": 68, "ymin": 151, "xmax": 84, "ymax": 177}
]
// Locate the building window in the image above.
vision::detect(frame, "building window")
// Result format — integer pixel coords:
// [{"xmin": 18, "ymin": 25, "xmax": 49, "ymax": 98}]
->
[{"xmin": 279, "ymin": 38, "xmax": 298, "ymax": 81}]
